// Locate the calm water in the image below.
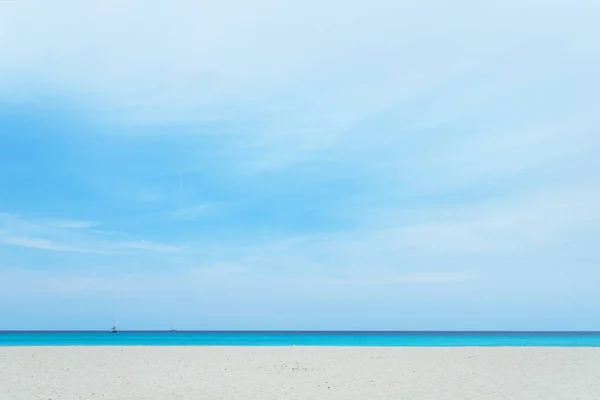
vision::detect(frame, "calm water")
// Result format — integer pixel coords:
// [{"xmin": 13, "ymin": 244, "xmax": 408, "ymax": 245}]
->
[{"xmin": 1, "ymin": 331, "xmax": 600, "ymax": 346}]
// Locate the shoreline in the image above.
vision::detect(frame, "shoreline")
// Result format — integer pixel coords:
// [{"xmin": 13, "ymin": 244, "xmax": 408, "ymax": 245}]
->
[{"xmin": 2, "ymin": 331, "xmax": 600, "ymax": 347}]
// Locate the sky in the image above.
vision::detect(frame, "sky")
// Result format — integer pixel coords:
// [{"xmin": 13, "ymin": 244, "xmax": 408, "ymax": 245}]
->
[{"xmin": 0, "ymin": 0, "xmax": 599, "ymax": 331}]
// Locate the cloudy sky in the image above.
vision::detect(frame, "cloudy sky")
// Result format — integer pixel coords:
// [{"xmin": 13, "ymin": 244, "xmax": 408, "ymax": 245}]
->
[{"xmin": 1, "ymin": 0, "xmax": 599, "ymax": 330}]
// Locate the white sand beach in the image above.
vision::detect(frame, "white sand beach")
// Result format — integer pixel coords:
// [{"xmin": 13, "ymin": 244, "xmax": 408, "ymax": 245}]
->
[{"xmin": 1, "ymin": 347, "xmax": 599, "ymax": 399}]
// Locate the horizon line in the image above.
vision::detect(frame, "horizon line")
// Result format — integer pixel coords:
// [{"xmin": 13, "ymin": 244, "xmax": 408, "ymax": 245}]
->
[{"xmin": 2, "ymin": 330, "xmax": 600, "ymax": 334}]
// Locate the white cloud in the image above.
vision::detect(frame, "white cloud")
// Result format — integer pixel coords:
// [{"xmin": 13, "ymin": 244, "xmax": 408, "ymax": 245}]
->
[
  {"xmin": 45, "ymin": 219, "xmax": 99, "ymax": 229},
  {"xmin": 1, "ymin": 0, "xmax": 598, "ymax": 170},
  {"xmin": 220, "ymin": 180, "xmax": 600, "ymax": 279},
  {"xmin": 116, "ymin": 240, "xmax": 181, "ymax": 253},
  {"xmin": 0, "ymin": 235, "xmax": 112, "ymax": 254},
  {"xmin": 0, "ymin": 263, "xmax": 474, "ymax": 300},
  {"xmin": 164, "ymin": 204, "xmax": 213, "ymax": 221},
  {"xmin": 0, "ymin": 212, "xmax": 181, "ymax": 254},
  {"xmin": 365, "ymin": 183, "xmax": 600, "ymax": 254},
  {"xmin": 411, "ymin": 106, "xmax": 600, "ymax": 189}
]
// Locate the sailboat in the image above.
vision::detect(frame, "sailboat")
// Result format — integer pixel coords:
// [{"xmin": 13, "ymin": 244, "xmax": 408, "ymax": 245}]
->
[
  {"xmin": 110, "ymin": 299, "xmax": 117, "ymax": 333},
  {"xmin": 169, "ymin": 324, "xmax": 177, "ymax": 332}
]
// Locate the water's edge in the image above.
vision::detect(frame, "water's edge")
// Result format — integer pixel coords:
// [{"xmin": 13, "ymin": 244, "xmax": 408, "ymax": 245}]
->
[{"xmin": 1, "ymin": 331, "xmax": 600, "ymax": 347}]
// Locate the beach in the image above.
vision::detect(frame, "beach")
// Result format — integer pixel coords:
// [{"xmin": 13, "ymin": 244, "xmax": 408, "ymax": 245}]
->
[{"xmin": 1, "ymin": 347, "xmax": 599, "ymax": 399}]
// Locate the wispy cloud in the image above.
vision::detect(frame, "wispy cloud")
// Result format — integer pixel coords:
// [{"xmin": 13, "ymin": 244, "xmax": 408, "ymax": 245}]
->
[
  {"xmin": 0, "ymin": 212, "xmax": 181, "ymax": 255},
  {"xmin": 2, "ymin": 0, "xmax": 598, "ymax": 170},
  {"xmin": 116, "ymin": 240, "xmax": 182, "ymax": 253},
  {"xmin": 45, "ymin": 219, "xmax": 99, "ymax": 229},
  {"xmin": 0, "ymin": 235, "xmax": 114, "ymax": 254},
  {"xmin": 91, "ymin": 229, "xmax": 123, "ymax": 236},
  {"xmin": 164, "ymin": 204, "xmax": 213, "ymax": 221}
]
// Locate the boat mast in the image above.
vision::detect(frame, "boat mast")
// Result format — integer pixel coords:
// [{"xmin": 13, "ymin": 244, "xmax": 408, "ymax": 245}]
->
[{"xmin": 112, "ymin": 299, "xmax": 116, "ymax": 329}]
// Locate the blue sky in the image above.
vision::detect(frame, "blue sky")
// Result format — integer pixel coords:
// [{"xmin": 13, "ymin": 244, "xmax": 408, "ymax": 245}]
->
[{"xmin": 0, "ymin": 0, "xmax": 599, "ymax": 330}]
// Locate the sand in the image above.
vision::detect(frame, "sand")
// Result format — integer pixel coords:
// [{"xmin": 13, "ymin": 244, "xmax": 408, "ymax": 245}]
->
[{"xmin": 1, "ymin": 347, "xmax": 599, "ymax": 399}]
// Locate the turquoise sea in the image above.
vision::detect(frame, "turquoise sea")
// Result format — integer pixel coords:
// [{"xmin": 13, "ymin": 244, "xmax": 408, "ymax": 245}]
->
[{"xmin": 1, "ymin": 331, "xmax": 600, "ymax": 346}]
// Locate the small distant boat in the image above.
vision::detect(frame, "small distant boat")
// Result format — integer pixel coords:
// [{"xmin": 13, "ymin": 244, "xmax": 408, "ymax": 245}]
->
[
  {"xmin": 109, "ymin": 299, "xmax": 118, "ymax": 333},
  {"xmin": 169, "ymin": 324, "xmax": 178, "ymax": 332}
]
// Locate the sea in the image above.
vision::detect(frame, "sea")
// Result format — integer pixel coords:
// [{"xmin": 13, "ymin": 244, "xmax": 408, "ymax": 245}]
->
[{"xmin": 1, "ymin": 331, "xmax": 600, "ymax": 346}]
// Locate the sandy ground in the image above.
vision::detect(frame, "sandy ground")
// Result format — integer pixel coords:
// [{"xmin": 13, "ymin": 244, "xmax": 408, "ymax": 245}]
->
[{"xmin": 1, "ymin": 347, "xmax": 599, "ymax": 400}]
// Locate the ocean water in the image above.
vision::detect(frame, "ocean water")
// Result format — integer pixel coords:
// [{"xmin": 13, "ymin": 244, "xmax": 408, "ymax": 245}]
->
[{"xmin": 1, "ymin": 331, "xmax": 600, "ymax": 346}]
